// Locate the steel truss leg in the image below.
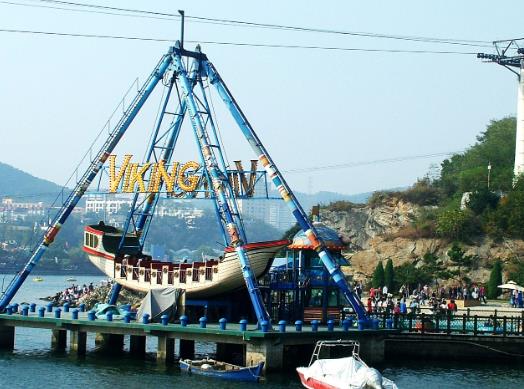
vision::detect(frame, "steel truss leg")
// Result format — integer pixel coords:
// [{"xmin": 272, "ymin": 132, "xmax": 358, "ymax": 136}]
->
[
  {"xmin": 0, "ymin": 51, "xmax": 173, "ymax": 311},
  {"xmin": 172, "ymin": 48, "xmax": 271, "ymax": 325},
  {"xmin": 204, "ymin": 60, "xmax": 368, "ymax": 322}
]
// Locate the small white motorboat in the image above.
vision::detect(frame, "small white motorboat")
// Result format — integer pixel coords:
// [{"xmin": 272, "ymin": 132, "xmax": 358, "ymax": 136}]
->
[{"xmin": 296, "ymin": 340, "xmax": 398, "ymax": 389}]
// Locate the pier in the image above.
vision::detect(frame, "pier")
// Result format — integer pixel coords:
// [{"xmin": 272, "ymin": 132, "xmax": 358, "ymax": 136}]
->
[{"xmin": 1, "ymin": 307, "xmax": 524, "ymax": 371}]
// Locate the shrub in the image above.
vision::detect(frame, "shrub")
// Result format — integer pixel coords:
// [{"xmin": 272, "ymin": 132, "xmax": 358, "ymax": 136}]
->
[
  {"xmin": 487, "ymin": 260, "xmax": 503, "ymax": 299},
  {"xmin": 398, "ymin": 178, "xmax": 441, "ymax": 206},
  {"xmin": 436, "ymin": 209, "xmax": 480, "ymax": 241},
  {"xmin": 384, "ymin": 258, "xmax": 395, "ymax": 291},
  {"xmin": 372, "ymin": 262, "xmax": 385, "ymax": 288}
]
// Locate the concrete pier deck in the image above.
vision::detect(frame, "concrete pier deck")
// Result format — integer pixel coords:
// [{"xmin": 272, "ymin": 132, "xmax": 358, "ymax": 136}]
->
[
  {"xmin": 0, "ymin": 310, "xmax": 394, "ymax": 370},
  {"xmin": 2, "ymin": 309, "xmax": 524, "ymax": 371}
]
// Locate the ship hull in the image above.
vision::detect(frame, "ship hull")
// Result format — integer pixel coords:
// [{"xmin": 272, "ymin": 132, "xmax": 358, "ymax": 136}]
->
[{"xmin": 83, "ymin": 225, "xmax": 287, "ymax": 298}]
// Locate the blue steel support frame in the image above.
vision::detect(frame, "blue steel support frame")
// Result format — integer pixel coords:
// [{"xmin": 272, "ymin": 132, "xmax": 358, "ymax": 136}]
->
[
  {"xmin": 109, "ymin": 64, "xmax": 201, "ymax": 305},
  {"xmin": 0, "ymin": 50, "xmax": 173, "ymax": 311},
  {"xmin": 172, "ymin": 46, "xmax": 271, "ymax": 325},
  {"xmin": 203, "ymin": 60, "xmax": 368, "ymax": 322},
  {"xmin": 108, "ymin": 71, "xmax": 179, "ymax": 305}
]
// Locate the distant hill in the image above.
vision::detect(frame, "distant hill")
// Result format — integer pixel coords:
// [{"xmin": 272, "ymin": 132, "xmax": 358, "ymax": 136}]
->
[
  {"xmin": 0, "ymin": 160, "xmax": 374, "ymax": 209},
  {"xmin": 294, "ymin": 190, "xmax": 372, "ymax": 210},
  {"xmin": 0, "ymin": 162, "xmax": 64, "ymax": 204}
]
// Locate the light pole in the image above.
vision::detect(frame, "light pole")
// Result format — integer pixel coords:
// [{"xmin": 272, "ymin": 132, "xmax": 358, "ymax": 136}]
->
[{"xmin": 488, "ymin": 162, "xmax": 492, "ymax": 189}]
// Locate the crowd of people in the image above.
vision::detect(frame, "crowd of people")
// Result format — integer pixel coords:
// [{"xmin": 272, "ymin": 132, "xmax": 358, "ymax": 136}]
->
[
  {"xmin": 49, "ymin": 283, "xmax": 95, "ymax": 305},
  {"xmin": 363, "ymin": 283, "xmax": 490, "ymax": 316}
]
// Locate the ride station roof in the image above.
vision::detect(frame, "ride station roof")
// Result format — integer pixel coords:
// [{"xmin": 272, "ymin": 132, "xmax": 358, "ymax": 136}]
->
[{"xmin": 288, "ymin": 222, "xmax": 346, "ymax": 250}]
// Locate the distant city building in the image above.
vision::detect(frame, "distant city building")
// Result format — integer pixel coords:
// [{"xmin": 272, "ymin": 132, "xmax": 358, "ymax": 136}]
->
[
  {"xmin": 0, "ymin": 198, "xmax": 46, "ymax": 221},
  {"xmin": 85, "ymin": 195, "xmax": 132, "ymax": 215},
  {"xmin": 236, "ymin": 198, "xmax": 295, "ymax": 231},
  {"xmin": 84, "ymin": 195, "xmax": 204, "ymax": 226}
]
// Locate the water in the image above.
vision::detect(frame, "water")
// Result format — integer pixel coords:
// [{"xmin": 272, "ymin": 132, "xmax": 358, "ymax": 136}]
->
[{"xmin": 1, "ymin": 275, "xmax": 524, "ymax": 388}]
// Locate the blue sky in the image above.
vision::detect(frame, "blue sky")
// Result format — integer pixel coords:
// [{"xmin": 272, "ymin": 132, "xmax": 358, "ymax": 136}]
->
[{"xmin": 0, "ymin": 0, "xmax": 522, "ymax": 195}]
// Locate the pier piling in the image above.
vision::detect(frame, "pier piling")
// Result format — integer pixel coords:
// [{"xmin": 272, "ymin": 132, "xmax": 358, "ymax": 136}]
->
[
  {"xmin": 157, "ymin": 336, "xmax": 175, "ymax": 363},
  {"xmin": 51, "ymin": 329, "xmax": 67, "ymax": 351},
  {"xmin": 69, "ymin": 330, "xmax": 87, "ymax": 355},
  {"xmin": 0, "ymin": 325, "xmax": 14, "ymax": 350},
  {"xmin": 129, "ymin": 335, "xmax": 146, "ymax": 357},
  {"xmin": 95, "ymin": 333, "xmax": 124, "ymax": 352},
  {"xmin": 246, "ymin": 340, "xmax": 284, "ymax": 372},
  {"xmin": 179, "ymin": 339, "xmax": 194, "ymax": 359}
]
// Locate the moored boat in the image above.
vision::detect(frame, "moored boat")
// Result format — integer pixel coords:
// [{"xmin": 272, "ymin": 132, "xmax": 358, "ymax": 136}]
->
[
  {"xmin": 82, "ymin": 222, "xmax": 288, "ymax": 298},
  {"xmin": 180, "ymin": 358, "xmax": 264, "ymax": 382},
  {"xmin": 296, "ymin": 340, "xmax": 398, "ymax": 389},
  {"xmin": 32, "ymin": 277, "xmax": 44, "ymax": 282}
]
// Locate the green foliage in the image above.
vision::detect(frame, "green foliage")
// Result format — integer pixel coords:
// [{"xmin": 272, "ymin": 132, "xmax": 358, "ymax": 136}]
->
[
  {"xmin": 436, "ymin": 209, "xmax": 479, "ymax": 241},
  {"xmin": 487, "ymin": 260, "xmax": 503, "ymax": 299},
  {"xmin": 447, "ymin": 243, "xmax": 477, "ymax": 281},
  {"xmin": 367, "ymin": 191, "xmax": 394, "ymax": 208},
  {"xmin": 372, "ymin": 262, "xmax": 385, "ymax": 288},
  {"xmin": 506, "ymin": 257, "xmax": 524, "ymax": 286},
  {"xmin": 398, "ymin": 178, "xmax": 441, "ymax": 206},
  {"xmin": 325, "ymin": 200, "xmax": 362, "ymax": 212},
  {"xmin": 421, "ymin": 251, "xmax": 451, "ymax": 284},
  {"xmin": 467, "ymin": 189, "xmax": 500, "ymax": 215},
  {"xmin": 436, "ymin": 117, "xmax": 516, "ymax": 198},
  {"xmin": 384, "ymin": 258, "xmax": 395, "ymax": 291},
  {"xmin": 394, "ymin": 262, "xmax": 432, "ymax": 290}
]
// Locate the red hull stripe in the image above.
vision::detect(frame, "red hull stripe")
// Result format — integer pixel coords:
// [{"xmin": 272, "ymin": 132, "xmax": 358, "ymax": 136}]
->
[
  {"xmin": 85, "ymin": 226, "xmax": 105, "ymax": 236},
  {"xmin": 224, "ymin": 239, "xmax": 289, "ymax": 253},
  {"xmin": 82, "ymin": 246, "xmax": 114, "ymax": 260},
  {"xmin": 83, "ymin": 239, "xmax": 287, "ymax": 261},
  {"xmin": 297, "ymin": 371, "xmax": 339, "ymax": 389}
]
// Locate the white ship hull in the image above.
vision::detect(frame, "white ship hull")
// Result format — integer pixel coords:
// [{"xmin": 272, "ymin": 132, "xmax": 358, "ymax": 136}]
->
[{"xmin": 83, "ymin": 224, "xmax": 287, "ymax": 298}]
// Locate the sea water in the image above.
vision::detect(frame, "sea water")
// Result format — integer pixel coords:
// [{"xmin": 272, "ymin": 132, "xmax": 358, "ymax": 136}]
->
[{"xmin": 0, "ymin": 275, "xmax": 523, "ymax": 389}]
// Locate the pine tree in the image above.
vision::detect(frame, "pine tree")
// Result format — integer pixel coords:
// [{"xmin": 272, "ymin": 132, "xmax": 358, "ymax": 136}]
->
[
  {"xmin": 372, "ymin": 262, "xmax": 385, "ymax": 289},
  {"xmin": 384, "ymin": 258, "xmax": 395, "ymax": 292},
  {"xmin": 487, "ymin": 260, "xmax": 503, "ymax": 299}
]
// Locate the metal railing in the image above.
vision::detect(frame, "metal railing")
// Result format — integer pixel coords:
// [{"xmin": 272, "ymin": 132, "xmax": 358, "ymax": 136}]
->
[{"xmin": 367, "ymin": 311, "xmax": 524, "ymax": 336}]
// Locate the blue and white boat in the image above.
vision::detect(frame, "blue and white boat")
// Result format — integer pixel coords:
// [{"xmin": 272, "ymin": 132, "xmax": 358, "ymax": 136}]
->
[{"xmin": 180, "ymin": 358, "xmax": 264, "ymax": 382}]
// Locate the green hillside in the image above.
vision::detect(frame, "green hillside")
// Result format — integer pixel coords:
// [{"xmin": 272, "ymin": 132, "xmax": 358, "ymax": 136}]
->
[{"xmin": 0, "ymin": 162, "xmax": 64, "ymax": 204}]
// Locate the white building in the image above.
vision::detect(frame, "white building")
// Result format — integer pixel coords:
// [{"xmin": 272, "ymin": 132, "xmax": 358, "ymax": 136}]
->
[
  {"xmin": 236, "ymin": 198, "xmax": 295, "ymax": 231},
  {"xmin": 85, "ymin": 195, "xmax": 132, "ymax": 215}
]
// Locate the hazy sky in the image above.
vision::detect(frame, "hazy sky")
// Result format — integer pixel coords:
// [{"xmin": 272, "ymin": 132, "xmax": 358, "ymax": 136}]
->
[{"xmin": 0, "ymin": 1, "xmax": 522, "ymax": 195}]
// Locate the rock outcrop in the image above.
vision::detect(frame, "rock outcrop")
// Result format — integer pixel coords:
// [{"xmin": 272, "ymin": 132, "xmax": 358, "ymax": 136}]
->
[{"xmin": 320, "ymin": 198, "xmax": 524, "ymax": 285}]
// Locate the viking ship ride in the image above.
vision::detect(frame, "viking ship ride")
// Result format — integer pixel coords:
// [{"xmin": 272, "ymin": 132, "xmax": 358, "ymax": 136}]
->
[
  {"xmin": 0, "ymin": 41, "xmax": 368, "ymax": 328},
  {"xmin": 83, "ymin": 223, "xmax": 288, "ymax": 298}
]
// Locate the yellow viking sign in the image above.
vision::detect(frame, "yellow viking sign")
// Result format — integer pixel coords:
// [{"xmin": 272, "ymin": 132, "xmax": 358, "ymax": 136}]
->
[{"xmin": 108, "ymin": 155, "xmax": 200, "ymax": 193}]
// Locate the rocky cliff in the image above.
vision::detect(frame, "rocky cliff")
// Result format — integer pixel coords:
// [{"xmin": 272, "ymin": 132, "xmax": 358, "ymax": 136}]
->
[{"xmin": 320, "ymin": 199, "xmax": 524, "ymax": 285}]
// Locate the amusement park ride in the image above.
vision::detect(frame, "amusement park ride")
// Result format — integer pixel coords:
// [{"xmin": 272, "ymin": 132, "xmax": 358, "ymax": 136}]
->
[{"xmin": 0, "ymin": 37, "xmax": 368, "ymax": 325}]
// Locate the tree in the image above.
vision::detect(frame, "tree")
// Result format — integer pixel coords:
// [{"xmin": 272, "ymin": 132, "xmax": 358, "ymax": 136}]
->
[
  {"xmin": 467, "ymin": 189, "xmax": 500, "ymax": 215},
  {"xmin": 421, "ymin": 251, "xmax": 450, "ymax": 286},
  {"xmin": 447, "ymin": 243, "xmax": 476, "ymax": 282},
  {"xmin": 506, "ymin": 257, "xmax": 524, "ymax": 286},
  {"xmin": 384, "ymin": 258, "xmax": 395, "ymax": 291},
  {"xmin": 436, "ymin": 209, "xmax": 479, "ymax": 241},
  {"xmin": 487, "ymin": 260, "xmax": 503, "ymax": 299},
  {"xmin": 394, "ymin": 262, "xmax": 432, "ymax": 292},
  {"xmin": 372, "ymin": 262, "xmax": 385, "ymax": 288}
]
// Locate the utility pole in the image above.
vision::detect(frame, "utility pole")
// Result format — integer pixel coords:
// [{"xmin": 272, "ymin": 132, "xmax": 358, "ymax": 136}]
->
[{"xmin": 478, "ymin": 40, "xmax": 524, "ymax": 184}]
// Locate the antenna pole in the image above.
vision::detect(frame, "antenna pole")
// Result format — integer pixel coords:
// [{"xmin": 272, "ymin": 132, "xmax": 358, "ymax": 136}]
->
[{"xmin": 179, "ymin": 10, "xmax": 185, "ymax": 49}]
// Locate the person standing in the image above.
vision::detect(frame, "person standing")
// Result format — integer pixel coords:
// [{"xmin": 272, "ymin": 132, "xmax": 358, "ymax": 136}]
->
[{"xmin": 479, "ymin": 285, "xmax": 487, "ymax": 304}]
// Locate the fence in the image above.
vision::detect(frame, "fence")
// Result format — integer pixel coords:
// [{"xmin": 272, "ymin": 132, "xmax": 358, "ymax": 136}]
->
[{"xmin": 368, "ymin": 310, "xmax": 524, "ymax": 336}]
